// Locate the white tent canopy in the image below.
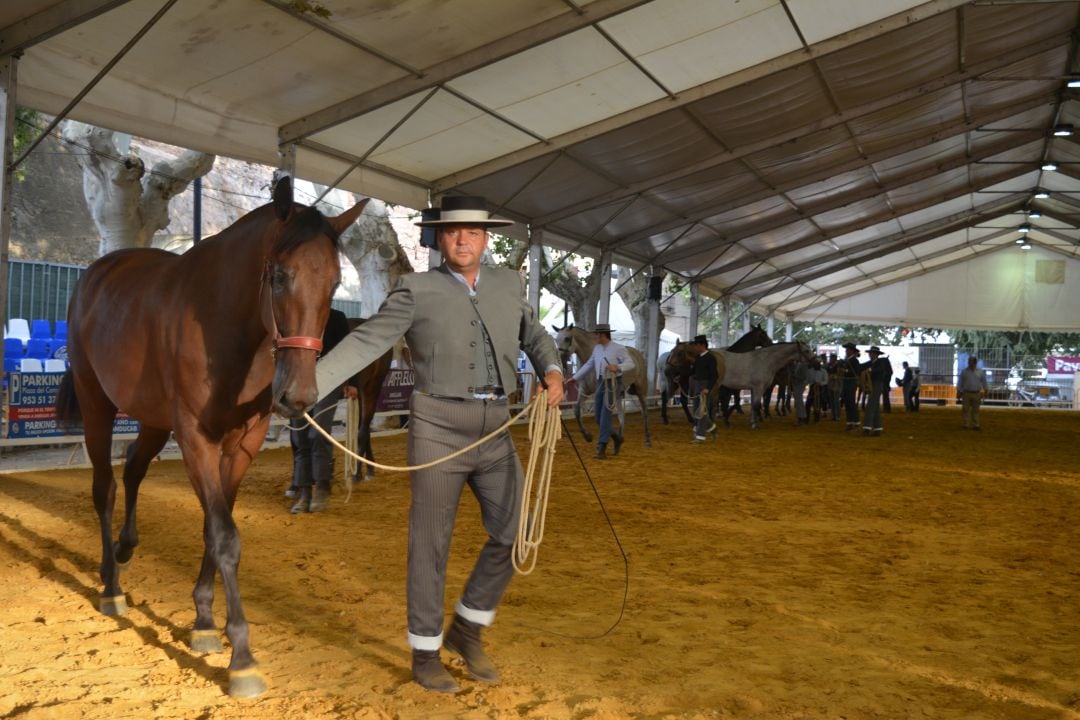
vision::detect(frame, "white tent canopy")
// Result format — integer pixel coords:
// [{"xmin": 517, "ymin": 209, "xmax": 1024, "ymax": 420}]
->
[{"xmin": 3, "ymin": 0, "xmax": 1079, "ymax": 331}]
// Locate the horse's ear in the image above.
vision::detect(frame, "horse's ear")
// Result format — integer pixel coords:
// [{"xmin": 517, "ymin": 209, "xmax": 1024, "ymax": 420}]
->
[
  {"xmin": 328, "ymin": 198, "xmax": 370, "ymax": 236},
  {"xmin": 551, "ymin": 324, "xmax": 563, "ymax": 333},
  {"xmin": 273, "ymin": 176, "xmax": 293, "ymax": 221}
]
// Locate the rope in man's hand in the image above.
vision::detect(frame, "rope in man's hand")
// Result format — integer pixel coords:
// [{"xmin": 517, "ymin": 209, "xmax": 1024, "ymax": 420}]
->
[{"xmin": 302, "ymin": 390, "xmax": 561, "ymax": 573}]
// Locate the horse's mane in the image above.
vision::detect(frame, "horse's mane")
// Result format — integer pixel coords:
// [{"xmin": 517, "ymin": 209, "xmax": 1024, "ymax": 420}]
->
[{"xmin": 274, "ymin": 205, "xmax": 343, "ymax": 255}]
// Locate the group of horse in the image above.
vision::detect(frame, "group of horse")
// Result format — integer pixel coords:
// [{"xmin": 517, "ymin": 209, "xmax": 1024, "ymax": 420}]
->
[
  {"xmin": 554, "ymin": 323, "xmax": 814, "ymax": 443},
  {"xmin": 49, "ymin": 177, "xmax": 814, "ymax": 698}
]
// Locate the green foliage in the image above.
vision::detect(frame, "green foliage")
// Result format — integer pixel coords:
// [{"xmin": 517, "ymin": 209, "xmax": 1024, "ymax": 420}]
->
[
  {"xmin": 12, "ymin": 107, "xmax": 42, "ymax": 181},
  {"xmin": 489, "ymin": 234, "xmax": 518, "ymax": 264}
]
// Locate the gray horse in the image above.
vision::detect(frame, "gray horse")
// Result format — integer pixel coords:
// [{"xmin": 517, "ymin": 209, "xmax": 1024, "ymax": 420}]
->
[
  {"xmin": 668, "ymin": 341, "xmax": 813, "ymax": 429},
  {"xmin": 554, "ymin": 325, "xmax": 651, "ymax": 448}
]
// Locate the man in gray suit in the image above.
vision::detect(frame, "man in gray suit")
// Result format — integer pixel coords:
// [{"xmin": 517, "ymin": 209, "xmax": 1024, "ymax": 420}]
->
[{"xmin": 315, "ymin": 196, "xmax": 564, "ymax": 693}]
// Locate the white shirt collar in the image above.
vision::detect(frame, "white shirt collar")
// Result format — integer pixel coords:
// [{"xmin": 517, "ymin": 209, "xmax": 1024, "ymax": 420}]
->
[{"xmin": 447, "ymin": 266, "xmax": 479, "ymax": 295}]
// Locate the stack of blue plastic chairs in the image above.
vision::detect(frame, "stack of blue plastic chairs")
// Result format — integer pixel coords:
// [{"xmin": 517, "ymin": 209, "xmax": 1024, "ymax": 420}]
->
[{"xmin": 3, "ymin": 318, "xmax": 70, "ymax": 375}]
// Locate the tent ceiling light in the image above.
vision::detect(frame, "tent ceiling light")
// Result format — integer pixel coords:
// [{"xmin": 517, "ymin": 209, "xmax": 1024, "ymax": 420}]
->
[
  {"xmin": 1053, "ymin": 124, "xmax": 1074, "ymax": 136},
  {"xmin": 1028, "ymin": 209, "xmax": 1043, "ymax": 219},
  {"xmin": 1034, "ymin": 190, "xmax": 1050, "ymax": 199},
  {"xmin": 1041, "ymin": 162, "xmax": 1058, "ymax": 171},
  {"xmin": 1018, "ymin": 224, "xmax": 1031, "ymax": 233},
  {"xmin": 1020, "ymin": 242, "xmax": 1032, "ymax": 250}
]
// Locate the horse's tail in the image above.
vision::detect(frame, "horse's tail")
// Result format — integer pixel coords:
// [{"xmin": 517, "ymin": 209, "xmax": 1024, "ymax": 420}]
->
[{"xmin": 55, "ymin": 370, "xmax": 82, "ymax": 429}]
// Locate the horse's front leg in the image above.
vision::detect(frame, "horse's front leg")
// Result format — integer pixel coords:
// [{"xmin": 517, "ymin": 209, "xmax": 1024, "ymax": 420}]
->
[
  {"xmin": 680, "ymin": 392, "xmax": 694, "ymax": 424},
  {"xmin": 575, "ymin": 397, "xmax": 593, "ymax": 443},
  {"xmin": 661, "ymin": 389, "xmax": 670, "ymax": 425},
  {"xmin": 177, "ymin": 419, "xmax": 269, "ymax": 698},
  {"xmin": 750, "ymin": 388, "xmax": 761, "ymax": 429}
]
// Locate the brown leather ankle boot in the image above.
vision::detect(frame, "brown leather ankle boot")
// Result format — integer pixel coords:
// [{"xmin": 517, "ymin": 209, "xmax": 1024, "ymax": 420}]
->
[
  {"xmin": 444, "ymin": 615, "xmax": 499, "ymax": 683},
  {"xmin": 411, "ymin": 649, "xmax": 459, "ymax": 693}
]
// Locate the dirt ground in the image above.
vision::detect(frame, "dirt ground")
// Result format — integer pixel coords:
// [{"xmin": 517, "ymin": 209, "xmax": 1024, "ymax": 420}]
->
[{"xmin": 0, "ymin": 405, "xmax": 1078, "ymax": 720}]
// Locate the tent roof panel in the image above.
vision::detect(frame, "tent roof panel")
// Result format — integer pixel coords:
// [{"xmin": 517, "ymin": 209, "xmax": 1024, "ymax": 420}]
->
[
  {"xmin": 6, "ymin": 0, "xmax": 1080, "ymax": 329},
  {"xmin": 602, "ymin": 0, "xmax": 803, "ymax": 92}
]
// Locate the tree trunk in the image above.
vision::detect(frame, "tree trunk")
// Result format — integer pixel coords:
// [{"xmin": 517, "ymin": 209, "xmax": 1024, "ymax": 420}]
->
[
  {"xmin": 61, "ymin": 121, "xmax": 214, "ymax": 256},
  {"xmin": 334, "ymin": 196, "xmax": 413, "ymax": 317},
  {"xmin": 616, "ymin": 269, "xmax": 667, "ymax": 353},
  {"xmin": 543, "ymin": 250, "xmax": 602, "ymax": 329}
]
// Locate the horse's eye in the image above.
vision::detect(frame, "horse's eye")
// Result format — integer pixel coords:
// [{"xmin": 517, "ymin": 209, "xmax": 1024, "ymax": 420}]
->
[{"xmin": 272, "ymin": 268, "xmax": 290, "ymax": 292}]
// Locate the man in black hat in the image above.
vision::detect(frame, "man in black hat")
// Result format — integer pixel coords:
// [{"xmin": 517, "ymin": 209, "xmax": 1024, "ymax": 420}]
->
[
  {"xmin": 839, "ymin": 343, "xmax": 861, "ymax": 430},
  {"xmin": 861, "ymin": 346, "xmax": 891, "ymax": 436},
  {"xmin": 567, "ymin": 322, "xmax": 635, "ymax": 458},
  {"xmin": 314, "ymin": 195, "xmax": 564, "ymax": 693},
  {"xmin": 689, "ymin": 334, "xmax": 718, "ymax": 441}
]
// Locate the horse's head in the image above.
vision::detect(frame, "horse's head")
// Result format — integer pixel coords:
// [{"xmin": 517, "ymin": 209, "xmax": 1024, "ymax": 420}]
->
[
  {"xmin": 794, "ymin": 340, "xmax": 816, "ymax": 364},
  {"xmin": 265, "ymin": 177, "xmax": 369, "ymax": 417},
  {"xmin": 666, "ymin": 342, "xmax": 696, "ymax": 373},
  {"xmin": 554, "ymin": 326, "xmax": 575, "ymax": 368},
  {"xmin": 749, "ymin": 325, "xmax": 773, "ymax": 348}
]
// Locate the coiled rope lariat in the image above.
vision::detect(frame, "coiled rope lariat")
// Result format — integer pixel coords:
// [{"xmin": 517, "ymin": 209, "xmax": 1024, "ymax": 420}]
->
[
  {"xmin": 512, "ymin": 395, "xmax": 561, "ymax": 574},
  {"xmin": 302, "ymin": 390, "xmax": 561, "ymax": 573},
  {"xmin": 603, "ymin": 370, "xmax": 621, "ymax": 413}
]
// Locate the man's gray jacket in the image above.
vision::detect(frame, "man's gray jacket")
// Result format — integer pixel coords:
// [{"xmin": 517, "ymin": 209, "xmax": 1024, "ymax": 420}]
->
[{"xmin": 314, "ymin": 265, "xmax": 560, "ymax": 401}]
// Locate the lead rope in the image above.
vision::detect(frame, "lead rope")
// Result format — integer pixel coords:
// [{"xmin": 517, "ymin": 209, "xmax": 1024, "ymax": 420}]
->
[
  {"xmin": 344, "ymin": 396, "xmax": 360, "ymax": 480},
  {"xmin": 304, "ymin": 392, "xmax": 561, "ymax": 575}
]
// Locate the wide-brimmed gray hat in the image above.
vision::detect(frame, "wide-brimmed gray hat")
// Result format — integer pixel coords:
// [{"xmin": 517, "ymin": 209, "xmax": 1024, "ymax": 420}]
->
[
  {"xmin": 415, "ymin": 195, "xmax": 513, "ymax": 228},
  {"xmin": 591, "ymin": 323, "xmax": 612, "ymax": 333}
]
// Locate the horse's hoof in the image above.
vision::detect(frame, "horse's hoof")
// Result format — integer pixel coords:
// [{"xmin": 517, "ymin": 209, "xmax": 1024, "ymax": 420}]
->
[
  {"xmin": 583, "ymin": 433, "xmax": 593, "ymax": 443},
  {"xmin": 100, "ymin": 594, "xmax": 128, "ymax": 616},
  {"xmin": 190, "ymin": 629, "xmax": 224, "ymax": 654},
  {"xmin": 645, "ymin": 441, "xmax": 651, "ymax": 448},
  {"xmin": 228, "ymin": 667, "xmax": 268, "ymax": 698}
]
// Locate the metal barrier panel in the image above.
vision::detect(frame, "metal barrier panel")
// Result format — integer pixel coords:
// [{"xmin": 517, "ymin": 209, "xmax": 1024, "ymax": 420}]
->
[{"xmin": 6, "ymin": 260, "xmax": 85, "ymax": 325}]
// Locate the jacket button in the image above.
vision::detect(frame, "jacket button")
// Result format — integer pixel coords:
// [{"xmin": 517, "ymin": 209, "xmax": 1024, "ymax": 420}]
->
[
  {"xmin": 470, "ymin": 341, "xmax": 476, "ymax": 347},
  {"xmin": 470, "ymin": 320, "xmax": 477, "ymax": 326},
  {"xmin": 469, "ymin": 363, "xmax": 475, "ymax": 369}
]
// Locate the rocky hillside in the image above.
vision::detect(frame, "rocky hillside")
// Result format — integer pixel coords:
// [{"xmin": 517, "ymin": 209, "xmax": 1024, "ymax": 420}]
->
[{"xmin": 10, "ymin": 128, "xmax": 428, "ymax": 280}]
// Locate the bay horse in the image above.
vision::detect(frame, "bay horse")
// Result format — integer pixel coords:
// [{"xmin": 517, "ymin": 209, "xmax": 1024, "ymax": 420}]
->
[
  {"xmin": 345, "ymin": 317, "xmax": 405, "ymax": 483},
  {"xmin": 667, "ymin": 341, "xmax": 813, "ymax": 429},
  {"xmin": 658, "ymin": 349, "xmax": 693, "ymax": 425},
  {"xmin": 54, "ymin": 177, "xmax": 367, "ymax": 697},
  {"xmin": 553, "ymin": 324, "xmax": 651, "ymax": 448}
]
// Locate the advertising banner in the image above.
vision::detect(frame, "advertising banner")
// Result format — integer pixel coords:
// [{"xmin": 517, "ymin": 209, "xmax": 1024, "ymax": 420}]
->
[
  {"xmin": 375, "ymin": 368, "xmax": 414, "ymax": 412},
  {"xmin": 5, "ymin": 371, "xmax": 139, "ymax": 439},
  {"xmin": 1046, "ymin": 356, "xmax": 1080, "ymax": 374}
]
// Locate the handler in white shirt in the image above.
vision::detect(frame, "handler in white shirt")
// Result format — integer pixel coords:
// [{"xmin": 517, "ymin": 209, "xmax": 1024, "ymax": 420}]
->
[{"xmin": 567, "ymin": 323, "xmax": 635, "ymax": 459}]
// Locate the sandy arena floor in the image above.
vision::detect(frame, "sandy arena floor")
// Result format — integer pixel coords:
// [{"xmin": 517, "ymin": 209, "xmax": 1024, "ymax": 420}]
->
[{"xmin": 0, "ymin": 405, "xmax": 1077, "ymax": 720}]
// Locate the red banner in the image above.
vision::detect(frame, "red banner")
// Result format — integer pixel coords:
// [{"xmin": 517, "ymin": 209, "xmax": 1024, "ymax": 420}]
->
[{"xmin": 1046, "ymin": 356, "xmax": 1080, "ymax": 374}]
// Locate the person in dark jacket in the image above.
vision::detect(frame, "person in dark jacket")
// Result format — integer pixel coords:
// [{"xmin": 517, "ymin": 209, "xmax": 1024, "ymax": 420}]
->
[
  {"xmin": 861, "ymin": 346, "xmax": 892, "ymax": 436},
  {"xmin": 287, "ymin": 307, "xmax": 352, "ymax": 513},
  {"xmin": 690, "ymin": 334, "xmax": 718, "ymax": 442},
  {"xmin": 840, "ymin": 343, "xmax": 861, "ymax": 431}
]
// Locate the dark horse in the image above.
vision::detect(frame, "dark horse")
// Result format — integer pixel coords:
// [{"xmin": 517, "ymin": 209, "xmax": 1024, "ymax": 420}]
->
[
  {"xmin": 345, "ymin": 316, "xmax": 395, "ymax": 483},
  {"xmin": 55, "ymin": 177, "xmax": 367, "ymax": 697}
]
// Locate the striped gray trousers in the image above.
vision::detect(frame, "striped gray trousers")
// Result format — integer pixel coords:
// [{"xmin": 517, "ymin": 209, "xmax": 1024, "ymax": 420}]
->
[{"xmin": 405, "ymin": 391, "xmax": 524, "ymax": 650}]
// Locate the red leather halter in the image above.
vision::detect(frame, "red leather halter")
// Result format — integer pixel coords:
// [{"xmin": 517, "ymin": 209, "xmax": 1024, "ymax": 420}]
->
[{"xmin": 261, "ymin": 260, "xmax": 324, "ymax": 354}]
